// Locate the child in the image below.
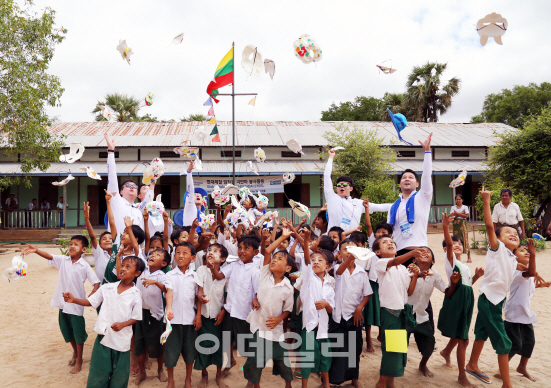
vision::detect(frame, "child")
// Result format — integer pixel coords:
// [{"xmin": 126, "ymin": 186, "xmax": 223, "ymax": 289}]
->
[
  {"xmin": 328, "ymin": 226, "xmax": 344, "ymax": 249},
  {"xmin": 134, "ymin": 248, "xmax": 170, "ymax": 385},
  {"xmin": 373, "ymin": 236, "xmax": 421, "ymax": 388},
  {"xmin": 23, "ymin": 236, "xmax": 100, "ymax": 374},
  {"xmin": 407, "ymin": 247, "xmax": 448, "ymax": 378},
  {"xmin": 100, "ymin": 191, "xmax": 121, "ymax": 285},
  {"xmin": 242, "ymin": 228, "xmax": 295, "ymax": 388},
  {"xmin": 329, "ymin": 238, "xmax": 372, "ymax": 387},
  {"xmin": 195, "ymin": 243, "xmax": 229, "ymax": 388},
  {"xmin": 504, "ymin": 240, "xmax": 546, "ymax": 382},
  {"xmin": 313, "ymin": 208, "xmax": 328, "ymax": 237},
  {"xmin": 143, "ymin": 210, "xmax": 170, "ymax": 255},
  {"xmin": 438, "ymin": 213, "xmax": 484, "ymax": 387},
  {"xmin": 465, "ymin": 187, "xmax": 535, "ymax": 387},
  {"xmin": 298, "ymin": 230, "xmax": 335, "ymax": 388},
  {"xmin": 84, "ymin": 201, "xmax": 113, "ymax": 284},
  {"xmin": 63, "ymin": 255, "xmax": 145, "ymax": 387},
  {"xmin": 209, "ymin": 235, "xmax": 261, "ymax": 376},
  {"xmin": 118, "ymin": 216, "xmax": 145, "ymax": 263}
]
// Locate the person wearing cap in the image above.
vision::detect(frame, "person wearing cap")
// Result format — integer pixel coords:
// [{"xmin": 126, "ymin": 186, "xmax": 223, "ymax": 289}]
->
[
  {"xmin": 324, "ymin": 150, "xmax": 391, "ymax": 233},
  {"xmin": 182, "ymin": 159, "xmax": 208, "ymax": 232},
  {"xmin": 104, "ymin": 133, "xmax": 144, "ymax": 242}
]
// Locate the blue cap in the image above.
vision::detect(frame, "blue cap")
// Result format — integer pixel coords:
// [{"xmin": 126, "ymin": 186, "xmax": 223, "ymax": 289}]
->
[{"xmin": 387, "ymin": 108, "xmax": 411, "ymax": 145}]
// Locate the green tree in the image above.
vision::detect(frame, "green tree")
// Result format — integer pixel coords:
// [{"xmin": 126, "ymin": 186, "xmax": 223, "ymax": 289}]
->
[
  {"xmin": 320, "ymin": 96, "xmax": 383, "ymax": 121},
  {"xmin": 137, "ymin": 113, "xmax": 158, "ymax": 122},
  {"xmin": 92, "ymin": 93, "xmax": 139, "ymax": 122},
  {"xmin": 181, "ymin": 113, "xmax": 207, "ymax": 122},
  {"xmin": 379, "ymin": 92, "xmax": 406, "ymax": 120},
  {"xmin": 322, "ymin": 124, "xmax": 397, "ymax": 224},
  {"xmin": 483, "ymin": 107, "xmax": 551, "ymax": 229},
  {"xmin": 405, "ymin": 62, "xmax": 460, "ymax": 122},
  {"xmin": 0, "ymin": 1, "xmax": 66, "ymax": 190},
  {"xmin": 471, "ymin": 82, "xmax": 551, "ymax": 128}
]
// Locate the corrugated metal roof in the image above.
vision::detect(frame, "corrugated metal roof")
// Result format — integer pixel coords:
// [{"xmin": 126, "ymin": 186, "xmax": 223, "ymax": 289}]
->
[
  {"xmin": 0, "ymin": 160, "xmax": 485, "ymax": 176},
  {"xmin": 46, "ymin": 121, "xmax": 514, "ymax": 148}
]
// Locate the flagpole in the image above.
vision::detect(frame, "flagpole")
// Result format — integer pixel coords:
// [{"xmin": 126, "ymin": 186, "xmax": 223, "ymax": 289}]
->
[{"xmin": 232, "ymin": 42, "xmax": 236, "ymax": 185}]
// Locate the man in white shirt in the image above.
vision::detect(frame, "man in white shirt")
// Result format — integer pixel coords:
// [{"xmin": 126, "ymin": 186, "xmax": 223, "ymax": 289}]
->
[
  {"xmin": 492, "ymin": 188, "xmax": 525, "ymax": 240},
  {"xmin": 324, "ymin": 150, "xmax": 391, "ymax": 233},
  {"xmin": 104, "ymin": 133, "xmax": 144, "ymax": 243},
  {"xmin": 25, "ymin": 198, "xmax": 37, "ymax": 227},
  {"xmin": 5, "ymin": 193, "xmax": 18, "ymax": 210}
]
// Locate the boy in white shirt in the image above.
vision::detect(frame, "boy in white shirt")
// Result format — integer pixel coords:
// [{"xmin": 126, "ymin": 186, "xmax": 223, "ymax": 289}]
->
[
  {"xmin": 329, "ymin": 239, "xmax": 372, "ymax": 387},
  {"xmin": 209, "ymin": 235, "xmax": 261, "ymax": 377},
  {"xmin": 23, "ymin": 236, "xmax": 100, "ymax": 374},
  {"xmin": 165, "ymin": 242, "xmax": 203, "ymax": 388},
  {"xmin": 63, "ymin": 255, "xmax": 145, "ymax": 388},
  {"xmin": 134, "ymin": 248, "xmax": 170, "ymax": 385},
  {"xmin": 373, "ymin": 236, "xmax": 422, "ymax": 388},
  {"xmin": 242, "ymin": 229, "xmax": 295, "ymax": 388},
  {"xmin": 298, "ymin": 231, "xmax": 335, "ymax": 388},
  {"xmin": 84, "ymin": 201, "xmax": 113, "ymax": 284},
  {"xmin": 195, "ymin": 243, "xmax": 229, "ymax": 388},
  {"xmin": 466, "ymin": 188, "xmax": 535, "ymax": 387}
]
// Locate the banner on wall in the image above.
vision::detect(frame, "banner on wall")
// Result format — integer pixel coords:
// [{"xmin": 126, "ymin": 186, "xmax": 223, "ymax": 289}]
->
[{"xmin": 194, "ymin": 176, "xmax": 285, "ymax": 194}]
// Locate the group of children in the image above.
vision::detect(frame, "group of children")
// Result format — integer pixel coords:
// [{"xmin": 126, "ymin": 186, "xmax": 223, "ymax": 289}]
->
[{"xmin": 24, "ymin": 169, "xmax": 549, "ymax": 388}]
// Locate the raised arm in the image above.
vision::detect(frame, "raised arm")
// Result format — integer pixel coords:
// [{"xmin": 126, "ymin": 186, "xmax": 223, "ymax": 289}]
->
[
  {"xmin": 407, "ymin": 264, "xmax": 420, "ymax": 296},
  {"xmin": 386, "ymin": 249, "xmax": 422, "ymax": 269},
  {"xmin": 522, "ymin": 238, "xmax": 537, "ymax": 277},
  {"xmin": 419, "ymin": 133, "xmax": 433, "ymax": 200},
  {"xmin": 261, "ymin": 228, "xmax": 271, "ymax": 259},
  {"xmin": 162, "ymin": 212, "xmax": 170, "ymax": 251},
  {"xmin": 83, "ymin": 202, "xmax": 98, "ymax": 249},
  {"xmin": 104, "ymin": 133, "xmax": 119, "ymax": 195},
  {"xmin": 336, "ymin": 248, "xmax": 356, "ymax": 276},
  {"xmin": 21, "ymin": 244, "xmax": 53, "ymax": 260},
  {"xmin": 182, "ymin": 161, "xmax": 197, "ymax": 227},
  {"xmin": 481, "ymin": 187, "xmax": 499, "ymax": 251},
  {"xmin": 442, "ymin": 212, "xmax": 455, "ymax": 266},
  {"xmin": 363, "ymin": 199, "xmax": 373, "ymax": 237},
  {"xmin": 265, "ymin": 228, "xmax": 292, "ymax": 259},
  {"xmin": 302, "ymin": 230, "xmax": 311, "ymax": 266},
  {"xmin": 105, "ymin": 190, "xmax": 117, "ymax": 238},
  {"xmin": 323, "ymin": 150, "xmax": 339, "ymax": 201},
  {"xmin": 124, "ymin": 216, "xmax": 139, "ymax": 256}
]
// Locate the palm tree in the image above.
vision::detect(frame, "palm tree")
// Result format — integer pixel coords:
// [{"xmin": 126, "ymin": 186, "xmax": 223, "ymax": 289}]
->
[
  {"xmin": 181, "ymin": 113, "xmax": 207, "ymax": 122},
  {"xmin": 380, "ymin": 93, "xmax": 406, "ymax": 120},
  {"xmin": 92, "ymin": 93, "xmax": 140, "ymax": 122},
  {"xmin": 405, "ymin": 62, "xmax": 461, "ymax": 122}
]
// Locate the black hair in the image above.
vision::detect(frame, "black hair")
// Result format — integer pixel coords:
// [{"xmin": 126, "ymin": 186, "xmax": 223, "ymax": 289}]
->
[
  {"xmin": 149, "ymin": 235, "xmax": 163, "ymax": 246},
  {"xmin": 339, "ymin": 238, "xmax": 358, "ymax": 250},
  {"xmin": 372, "ymin": 235, "xmax": 394, "ymax": 253},
  {"xmin": 273, "ymin": 250, "xmax": 294, "ymax": 270},
  {"xmin": 238, "ymin": 235, "xmax": 260, "ymax": 251},
  {"xmin": 70, "ymin": 235, "xmax": 89, "ymax": 249},
  {"xmin": 139, "ymin": 184, "xmax": 148, "ymax": 193},
  {"xmin": 151, "ymin": 248, "xmax": 170, "ymax": 267},
  {"xmin": 454, "ymin": 193, "xmax": 464, "ymax": 200},
  {"xmin": 99, "ymin": 231, "xmax": 112, "ymax": 242},
  {"xmin": 121, "ymin": 256, "xmax": 146, "ymax": 284},
  {"xmin": 171, "ymin": 227, "xmax": 191, "ymax": 245},
  {"xmin": 500, "ymin": 188, "xmax": 513, "ymax": 197},
  {"xmin": 32, "ymin": 198, "xmax": 37, "ymax": 201},
  {"xmin": 318, "ymin": 235, "xmax": 336, "ymax": 252},
  {"xmin": 175, "ymin": 241, "xmax": 197, "ymax": 256},
  {"xmin": 275, "ymin": 229, "xmax": 291, "ymax": 242},
  {"xmin": 375, "ymin": 221, "xmax": 393, "ymax": 236},
  {"xmin": 130, "ymin": 225, "xmax": 145, "ymax": 245},
  {"xmin": 313, "ymin": 249, "xmax": 335, "ymax": 265},
  {"xmin": 496, "ymin": 223, "xmax": 518, "ymax": 238},
  {"xmin": 247, "ymin": 195, "xmax": 257, "ymax": 207},
  {"xmin": 336, "ymin": 175, "xmax": 353, "ymax": 186},
  {"xmin": 119, "ymin": 179, "xmax": 138, "ymax": 195},
  {"xmin": 513, "ymin": 244, "xmax": 528, "ymax": 255},
  {"xmin": 349, "ymin": 231, "xmax": 367, "ymax": 247},
  {"xmin": 208, "ymin": 243, "xmax": 229, "ymax": 259},
  {"xmin": 400, "ymin": 169, "xmax": 419, "ymax": 182},
  {"xmin": 315, "ymin": 210, "xmax": 328, "ymax": 225},
  {"xmin": 9, "ymin": 193, "xmax": 14, "ymax": 196},
  {"xmin": 442, "ymin": 234, "xmax": 463, "ymax": 247},
  {"xmin": 299, "ymin": 224, "xmax": 313, "ymax": 233},
  {"xmin": 42, "ymin": 198, "xmax": 48, "ymax": 202},
  {"xmin": 328, "ymin": 226, "xmax": 344, "ymax": 241}
]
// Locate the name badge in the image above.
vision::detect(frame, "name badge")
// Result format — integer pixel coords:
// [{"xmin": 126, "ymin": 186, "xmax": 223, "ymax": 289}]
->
[
  {"xmin": 399, "ymin": 220, "xmax": 412, "ymax": 239},
  {"xmin": 341, "ymin": 217, "xmax": 351, "ymax": 226}
]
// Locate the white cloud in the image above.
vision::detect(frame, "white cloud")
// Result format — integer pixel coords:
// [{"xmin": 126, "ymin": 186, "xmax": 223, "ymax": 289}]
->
[{"xmin": 26, "ymin": 0, "xmax": 551, "ymax": 123}]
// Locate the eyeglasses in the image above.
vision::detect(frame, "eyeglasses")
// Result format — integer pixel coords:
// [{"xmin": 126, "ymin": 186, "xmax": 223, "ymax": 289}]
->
[
  {"xmin": 123, "ymin": 183, "xmax": 138, "ymax": 190},
  {"xmin": 336, "ymin": 183, "xmax": 350, "ymax": 188}
]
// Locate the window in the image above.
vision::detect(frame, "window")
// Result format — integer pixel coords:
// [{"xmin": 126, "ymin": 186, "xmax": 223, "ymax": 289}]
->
[
  {"xmin": 159, "ymin": 151, "xmax": 180, "ymax": 158},
  {"xmin": 99, "ymin": 151, "xmax": 119, "ymax": 158},
  {"xmin": 221, "ymin": 150, "xmax": 241, "ymax": 157},
  {"xmin": 281, "ymin": 151, "xmax": 301, "ymax": 158},
  {"xmin": 452, "ymin": 150, "xmax": 469, "ymax": 158},
  {"xmin": 397, "ymin": 150, "xmax": 415, "ymax": 158}
]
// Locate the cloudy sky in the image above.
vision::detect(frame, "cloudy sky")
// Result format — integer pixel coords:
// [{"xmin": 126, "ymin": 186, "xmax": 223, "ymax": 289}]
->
[{"xmin": 28, "ymin": 0, "xmax": 551, "ymax": 123}]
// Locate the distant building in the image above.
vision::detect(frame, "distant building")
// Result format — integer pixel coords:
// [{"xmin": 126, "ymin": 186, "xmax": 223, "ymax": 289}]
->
[{"xmin": 0, "ymin": 121, "xmax": 514, "ymax": 228}]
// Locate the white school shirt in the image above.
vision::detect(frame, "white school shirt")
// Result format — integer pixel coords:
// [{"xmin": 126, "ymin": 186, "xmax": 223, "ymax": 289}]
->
[
  {"xmin": 295, "ymin": 272, "xmax": 335, "ymax": 292},
  {"xmin": 479, "ymin": 240, "xmax": 517, "ymax": 305},
  {"xmin": 87, "ymin": 282, "xmax": 142, "ymax": 352},
  {"xmin": 165, "ymin": 267, "xmax": 198, "ymax": 325},
  {"xmin": 26, "ymin": 202, "xmax": 36, "ymax": 211},
  {"xmin": 332, "ymin": 263, "xmax": 372, "ymax": 323},
  {"xmin": 50, "ymin": 255, "xmax": 100, "ymax": 316},
  {"xmin": 5, "ymin": 197, "xmax": 18, "ymax": 206},
  {"xmin": 386, "ymin": 152, "xmax": 433, "ymax": 251},
  {"xmin": 221, "ymin": 260, "xmax": 260, "ymax": 320},
  {"xmin": 368, "ymin": 254, "xmax": 380, "ymax": 282},
  {"xmin": 451, "ymin": 205, "xmax": 469, "ymax": 216},
  {"xmin": 504, "ymin": 271, "xmax": 537, "ymax": 324},
  {"xmin": 300, "ymin": 263, "xmax": 335, "ymax": 339},
  {"xmin": 445, "ymin": 254, "xmax": 472, "ymax": 286},
  {"xmin": 92, "ymin": 245, "xmax": 110, "ymax": 284},
  {"xmin": 491, "ymin": 202, "xmax": 524, "ymax": 225},
  {"xmin": 376, "ymin": 258, "xmax": 412, "ymax": 310},
  {"xmin": 253, "ymin": 253, "xmax": 264, "ymax": 268},
  {"xmin": 196, "ymin": 265, "xmax": 227, "ymax": 319},
  {"xmin": 136, "ymin": 268, "xmax": 166, "ymax": 320},
  {"xmin": 247, "ymin": 264, "xmax": 294, "ymax": 342},
  {"xmin": 106, "ymin": 153, "xmax": 145, "ymax": 241},
  {"xmin": 324, "ymin": 158, "xmax": 392, "ymax": 232},
  {"xmin": 218, "ymin": 232, "xmax": 238, "ymax": 256},
  {"xmin": 408, "ymin": 269, "xmax": 447, "ymax": 324}
]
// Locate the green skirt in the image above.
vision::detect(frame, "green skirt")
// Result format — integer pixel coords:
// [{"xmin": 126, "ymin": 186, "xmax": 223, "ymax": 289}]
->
[
  {"xmin": 194, "ymin": 316, "xmax": 224, "ymax": 370},
  {"xmin": 363, "ymin": 280, "xmax": 380, "ymax": 327},
  {"xmin": 299, "ymin": 327, "xmax": 332, "ymax": 378},
  {"xmin": 437, "ymin": 283, "xmax": 474, "ymax": 340}
]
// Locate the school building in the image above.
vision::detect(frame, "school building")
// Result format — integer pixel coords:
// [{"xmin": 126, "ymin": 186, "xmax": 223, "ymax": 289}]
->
[{"xmin": 0, "ymin": 120, "xmax": 514, "ymax": 229}]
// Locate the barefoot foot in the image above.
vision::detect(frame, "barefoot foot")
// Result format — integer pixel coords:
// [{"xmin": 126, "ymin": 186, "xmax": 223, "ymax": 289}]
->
[
  {"xmin": 158, "ymin": 369, "xmax": 168, "ymax": 383},
  {"xmin": 351, "ymin": 378, "xmax": 362, "ymax": 388},
  {"xmin": 68, "ymin": 352, "xmax": 77, "ymax": 366},
  {"xmin": 458, "ymin": 375, "xmax": 475, "ymax": 388},
  {"xmin": 366, "ymin": 344, "xmax": 375, "ymax": 353},
  {"xmin": 222, "ymin": 358, "xmax": 237, "ymax": 378},
  {"xmin": 439, "ymin": 350, "xmax": 453, "ymax": 368},
  {"xmin": 198, "ymin": 375, "xmax": 208, "ymax": 388},
  {"xmin": 419, "ymin": 365, "xmax": 434, "ymax": 378},
  {"xmin": 70, "ymin": 361, "xmax": 82, "ymax": 374},
  {"xmin": 516, "ymin": 366, "xmax": 537, "ymax": 382},
  {"xmin": 134, "ymin": 371, "xmax": 147, "ymax": 386},
  {"xmin": 167, "ymin": 380, "xmax": 175, "ymax": 388}
]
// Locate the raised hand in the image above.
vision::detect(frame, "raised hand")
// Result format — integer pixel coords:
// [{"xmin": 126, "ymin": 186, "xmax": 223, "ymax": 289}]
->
[
  {"xmin": 104, "ymin": 189, "xmax": 113, "ymax": 202},
  {"xmin": 303, "ymin": 229, "xmax": 311, "ymax": 242},
  {"xmin": 104, "ymin": 132, "xmax": 116, "ymax": 150},
  {"xmin": 362, "ymin": 198, "xmax": 369, "ymax": 210},
  {"xmin": 162, "ymin": 211, "xmax": 169, "ymax": 222},
  {"xmin": 442, "ymin": 212, "xmax": 454, "ymax": 227},
  {"xmin": 192, "ymin": 218, "xmax": 199, "ymax": 230},
  {"xmin": 450, "ymin": 271, "xmax": 462, "ymax": 284},
  {"xmin": 418, "ymin": 132, "xmax": 432, "ymax": 152},
  {"xmin": 480, "ymin": 186, "xmax": 493, "ymax": 202},
  {"xmin": 187, "ymin": 160, "xmax": 195, "ymax": 173},
  {"xmin": 123, "ymin": 216, "xmax": 133, "ymax": 228},
  {"xmin": 282, "ymin": 228, "xmax": 293, "ymax": 239},
  {"xmin": 527, "ymin": 238, "xmax": 537, "ymax": 255},
  {"xmin": 475, "ymin": 267, "xmax": 484, "ymax": 277},
  {"xmin": 83, "ymin": 202, "xmax": 90, "ymax": 218},
  {"xmin": 143, "ymin": 209, "xmax": 149, "ymax": 221},
  {"xmin": 328, "ymin": 149, "xmax": 336, "ymax": 159},
  {"xmin": 261, "ymin": 228, "xmax": 271, "ymax": 240}
]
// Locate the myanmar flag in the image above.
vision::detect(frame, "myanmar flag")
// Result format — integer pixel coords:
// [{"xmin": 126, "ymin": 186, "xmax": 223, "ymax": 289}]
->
[
  {"xmin": 210, "ymin": 125, "xmax": 220, "ymax": 142},
  {"xmin": 206, "ymin": 47, "xmax": 233, "ymax": 103}
]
